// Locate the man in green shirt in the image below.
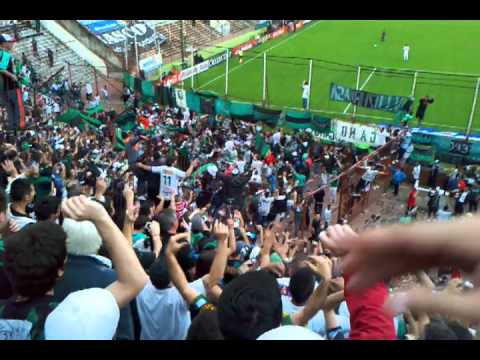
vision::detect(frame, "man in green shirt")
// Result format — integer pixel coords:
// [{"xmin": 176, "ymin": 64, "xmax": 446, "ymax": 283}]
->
[{"xmin": 288, "ymin": 163, "xmax": 306, "ymax": 189}]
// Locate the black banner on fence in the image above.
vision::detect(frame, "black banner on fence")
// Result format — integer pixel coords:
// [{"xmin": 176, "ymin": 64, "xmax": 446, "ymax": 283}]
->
[
  {"xmin": 253, "ymin": 105, "xmax": 281, "ymax": 127},
  {"xmin": 329, "ymin": 83, "xmax": 409, "ymax": 113}
]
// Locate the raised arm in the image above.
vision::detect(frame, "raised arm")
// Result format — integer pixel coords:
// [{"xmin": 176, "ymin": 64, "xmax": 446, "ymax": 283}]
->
[
  {"xmin": 165, "ymin": 232, "xmax": 198, "ymax": 305},
  {"xmin": 169, "ymin": 193, "xmax": 176, "ymax": 210},
  {"xmin": 416, "ymin": 270, "xmax": 435, "ymax": 290},
  {"xmin": 137, "ymin": 163, "xmax": 153, "ymax": 172},
  {"xmin": 204, "ymin": 222, "xmax": 231, "ymax": 302},
  {"xmin": 122, "ymin": 184, "xmax": 136, "ymax": 246},
  {"xmin": 291, "ymin": 255, "xmax": 332, "ymax": 327},
  {"xmin": 259, "ymin": 227, "xmax": 274, "ymax": 269},
  {"xmin": 155, "ymin": 196, "xmax": 165, "ymax": 215},
  {"xmin": 185, "ymin": 159, "xmax": 199, "ymax": 177},
  {"xmin": 62, "ymin": 196, "xmax": 149, "ymax": 308},
  {"xmin": 149, "ymin": 220, "xmax": 162, "ymax": 258}
]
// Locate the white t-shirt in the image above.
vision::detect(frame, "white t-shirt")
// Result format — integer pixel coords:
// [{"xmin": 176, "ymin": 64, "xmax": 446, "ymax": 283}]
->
[
  {"xmin": 85, "ymin": 83, "xmax": 93, "ymax": 95},
  {"xmin": 225, "ymin": 140, "xmax": 235, "ymax": 152},
  {"xmin": 281, "ymin": 296, "xmax": 350, "ymax": 338},
  {"xmin": 45, "ymin": 102, "xmax": 53, "ymax": 115},
  {"xmin": 378, "ymin": 131, "xmax": 387, "ymax": 146},
  {"xmin": 362, "ymin": 169, "xmax": 379, "ymax": 183},
  {"xmin": 413, "ymin": 165, "xmax": 421, "ymax": 180},
  {"xmin": 183, "ymin": 109, "xmax": 190, "ymax": 122},
  {"xmin": 151, "ymin": 165, "xmax": 187, "ymax": 200},
  {"xmin": 136, "ymin": 279, "xmax": 206, "ymax": 340},
  {"xmin": 403, "ymin": 46, "xmax": 410, "ymax": 55},
  {"xmin": 258, "ymin": 196, "xmax": 274, "ymax": 216},
  {"xmin": 272, "ymin": 131, "xmax": 282, "ymax": 146},
  {"xmin": 101, "ymin": 88, "xmax": 109, "ymax": 98},
  {"xmin": 250, "ymin": 171, "xmax": 262, "ymax": 184},
  {"xmin": 302, "ymin": 84, "xmax": 310, "ymax": 99},
  {"xmin": 323, "ymin": 207, "xmax": 332, "ymax": 223},
  {"xmin": 252, "ymin": 160, "xmax": 263, "ymax": 173},
  {"xmin": 236, "ymin": 160, "xmax": 246, "ymax": 174}
]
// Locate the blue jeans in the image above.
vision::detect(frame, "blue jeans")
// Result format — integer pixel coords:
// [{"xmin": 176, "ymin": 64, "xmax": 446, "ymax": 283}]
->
[{"xmin": 302, "ymin": 97, "xmax": 308, "ymax": 109}]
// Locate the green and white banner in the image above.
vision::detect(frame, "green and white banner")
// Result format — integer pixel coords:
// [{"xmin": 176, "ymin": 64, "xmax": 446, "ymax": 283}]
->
[
  {"xmin": 334, "ymin": 120, "xmax": 383, "ymax": 147},
  {"xmin": 174, "ymin": 88, "xmax": 187, "ymax": 109},
  {"xmin": 330, "ymin": 83, "xmax": 408, "ymax": 113},
  {"xmin": 313, "ymin": 119, "xmax": 383, "ymax": 147}
]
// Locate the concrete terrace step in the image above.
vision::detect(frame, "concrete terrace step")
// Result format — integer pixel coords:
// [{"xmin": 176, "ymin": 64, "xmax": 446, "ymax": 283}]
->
[{"xmin": 11, "ymin": 22, "xmax": 97, "ymax": 86}]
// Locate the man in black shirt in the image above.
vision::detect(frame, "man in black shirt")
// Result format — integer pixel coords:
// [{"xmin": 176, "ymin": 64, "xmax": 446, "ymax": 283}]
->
[
  {"xmin": 415, "ymin": 95, "xmax": 434, "ymax": 126},
  {"xmin": 313, "ymin": 188, "xmax": 325, "ymax": 214},
  {"xmin": 428, "ymin": 160, "xmax": 440, "ymax": 189}
]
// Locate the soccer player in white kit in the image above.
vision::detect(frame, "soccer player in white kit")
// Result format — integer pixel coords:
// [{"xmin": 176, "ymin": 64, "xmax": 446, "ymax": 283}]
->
[{"xmin": 403, "ymin": 44, "xmax": 410, "ymax": 62}]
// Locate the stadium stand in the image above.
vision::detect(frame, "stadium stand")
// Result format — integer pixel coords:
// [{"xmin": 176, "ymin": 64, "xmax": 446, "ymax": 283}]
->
[
  {"xmin": 1, "ymin": 21, "xmax": 96, "ymax": 86},
  {"xmin": 154, "ymin": 20, "xmax": 256, "ymax": 63}
]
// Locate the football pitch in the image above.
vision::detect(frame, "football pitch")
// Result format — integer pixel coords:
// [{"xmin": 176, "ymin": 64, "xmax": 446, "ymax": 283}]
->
[{"xmin": 188, "ymin": 20, "xmax": 480, "ymax": 133}]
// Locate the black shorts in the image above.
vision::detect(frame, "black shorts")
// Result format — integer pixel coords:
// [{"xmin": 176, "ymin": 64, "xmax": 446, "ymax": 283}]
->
[{"xmin": 315, "ymin": 202, "xmax": 323, "ymax": 214}]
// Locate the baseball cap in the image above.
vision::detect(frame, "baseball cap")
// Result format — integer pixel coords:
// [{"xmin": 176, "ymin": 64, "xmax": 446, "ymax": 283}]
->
[
  {"xmin": 0, "ymin": 34, "xmax": 16, "ymax": 44},
  {"xmin": 232, "ymin": 168, "xmax": 239, "ymax": 176},
  {"xmin": 44, "ymin": 288, "xmax": 120, "ymax": 340},
  {"xmin": 257, "ymin": 325, "xmax": 324, "ymax": 340}
]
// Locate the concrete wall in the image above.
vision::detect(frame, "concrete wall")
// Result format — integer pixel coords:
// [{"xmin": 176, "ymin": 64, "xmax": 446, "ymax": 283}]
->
[{"xmin": 49, "ymin": 20, "xmax": 123, "ymax": 73}]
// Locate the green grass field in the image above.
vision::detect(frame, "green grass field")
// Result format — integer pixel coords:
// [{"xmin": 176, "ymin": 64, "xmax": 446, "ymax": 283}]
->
[{"xmin": 188, "ymin": 20, "xmax": 480, "ymax": 133}]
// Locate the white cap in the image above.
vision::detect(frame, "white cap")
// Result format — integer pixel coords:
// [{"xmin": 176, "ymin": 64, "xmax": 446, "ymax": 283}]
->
[
  {"xmin": 45, "ymin": 288, "xmax": 120, "ymax": 340},
  {"xmin": 257, "ymin": 326, "xmax": 325, "ymax": 340}
]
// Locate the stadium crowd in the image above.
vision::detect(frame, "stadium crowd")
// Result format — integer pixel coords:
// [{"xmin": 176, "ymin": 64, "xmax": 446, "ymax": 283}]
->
[{"xmin": 0, "ymin": 31, "xmax": 480, "ymax": 341}]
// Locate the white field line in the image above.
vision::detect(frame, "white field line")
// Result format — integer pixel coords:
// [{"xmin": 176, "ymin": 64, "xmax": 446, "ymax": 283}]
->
[
  {"xmin": 343, "ymin": 67, "xmax": 377, "ymax": 114},
  {"xmin": 197, "ymin": 21, "xmax": 323, "ymax": 90}
]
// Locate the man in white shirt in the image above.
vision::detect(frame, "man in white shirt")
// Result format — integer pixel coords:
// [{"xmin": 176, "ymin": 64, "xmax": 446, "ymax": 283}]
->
[
  {"xmin": 235, "ymin": 155, "xmax": 246, "ymax": 174},
  {"xmin": 302, "ymin": 80, "xmax": 310, "ymax": 110},
  {"xmin": 280, "ymin": 268, "xmax": 350, "ymax": 338},
  {"xmin": 354, "ymin": 163, "xmax": 387, "ymax": 196},
  {"xmin": 137, "ymin": 159, "xmax": 199, "ymax": 200},
  {"xmin": 251, "ymin": 154, "xmax": 263, "ymax": 174},
  {"xmin": 272, "ymin": 130, "xmax": 282, "ymax": 147},
  {"xmin": 136, "ymin": 255, "xmax": 208, "ymax": 340},
  {"xmin": 250, "ymin": 169, "xmax": 263, "ymax": 185},
  {"xmin": 101, "ymin": 85, "xmax": 109, "ymax": 102},
  {"xmin": 182, "ymin": 107, "xmax": 190, "ymax": 123},
  {"xmin": 412, "ymin": 162, "xmax": 421, "ymax": 186},
  {"xmin": 224, "ymin": 139, "xmax": 235, "ymax": 152},
  {"xmin": 403, "ymin": 44, "xmax": 410, "ymax": 62},
  {"xmin": 378, "ymin": 127, "xmax": 387, "ymax": 147},
  {"xmin": 53, "ymin": 100, "xmax": 61, "ymax": 116},
  {"xmin": 257, "ymin": 190, "xmax": 274, "ymax": 225},
  {"xmin": 85, "ymin": 83, "xmax": 93, "ymax": 99}
]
